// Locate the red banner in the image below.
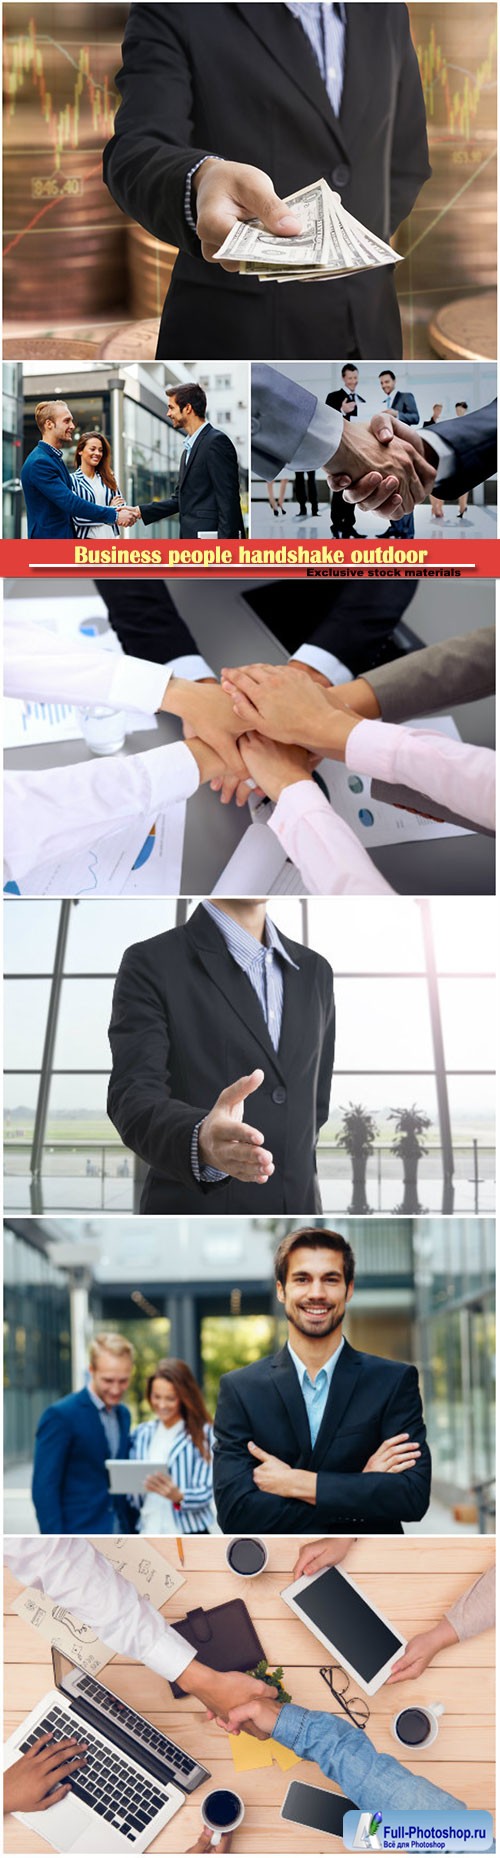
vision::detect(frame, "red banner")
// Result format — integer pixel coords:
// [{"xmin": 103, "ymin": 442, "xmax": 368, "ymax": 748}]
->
[{"xmin": 1, "ymin": 536, "xmax": 499, "ymax": 577}]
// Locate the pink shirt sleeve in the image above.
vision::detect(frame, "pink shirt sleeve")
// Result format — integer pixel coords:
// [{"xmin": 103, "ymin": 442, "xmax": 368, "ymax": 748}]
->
[
  {"xmin": 269, "ymin": 780, "xmax": 393, "ymax": 895},
  {"xmin": 345, "ymin": 720, "xmax": 495, "ymax": 832}
]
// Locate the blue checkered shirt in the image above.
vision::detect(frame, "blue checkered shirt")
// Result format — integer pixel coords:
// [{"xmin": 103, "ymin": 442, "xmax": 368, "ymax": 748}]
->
[{"xmin": 191, "ymin": 904, "xmax": 299, "ymax": 1182}]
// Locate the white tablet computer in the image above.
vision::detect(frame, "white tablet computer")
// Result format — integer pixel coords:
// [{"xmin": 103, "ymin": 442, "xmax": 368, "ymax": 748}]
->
[
  {"xmin": 281, "ymin": 1565, "xmax": 406, "ymax": 1695},
  {"xmin": 105, "ymin": 1458, "xmax": 167, "ymax": 1495}
]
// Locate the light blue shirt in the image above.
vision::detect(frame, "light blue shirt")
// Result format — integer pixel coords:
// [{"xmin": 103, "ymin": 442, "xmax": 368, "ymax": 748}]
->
[
  {"xmin": 285, "ymin": 3, "xmax": 347, "ymax": 117},
  {"xmin": 88, "ymin": 1386, "xmax": 120, "ymax": 1458},
  {"xmin": 287, "ymin": 1336, "xmax": 344, "ymax": 1446},
  {"xmin": 193, "ymin": 905, "xmax": 300, "ymax": 1183},
  {"xmin": 182, "ymin": 420, "xmax": 211, "ymax": 458}
]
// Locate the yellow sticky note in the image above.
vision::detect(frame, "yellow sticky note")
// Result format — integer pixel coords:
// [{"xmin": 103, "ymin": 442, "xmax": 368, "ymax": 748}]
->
[
  {"xmin": 229, "ymin": 1732, "xmax": 274, "ymax": 1772},
  {"xmin": 272, "ymin": 1740, "xmax": 301, "ymax": 1771}
]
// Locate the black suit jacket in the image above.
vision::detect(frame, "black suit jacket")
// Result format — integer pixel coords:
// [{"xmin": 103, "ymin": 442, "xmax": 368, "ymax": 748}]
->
[
  {"xmin": 139, "ymin": 425, "xmax": 244, "ymax": 538},
  {"xmin": 243, "ymin": 577, "xmax": 419, "ymax": 679},
  {"xmin": 431, "ymin": 400, "xmax": 497, "ymax": 500},
  {"xmin": 214, "ymin": 1340, "xmax": 431, "ymax": 1533},
  {"xmin": 104, "ymin": 3, "xmax": 430, "ymax": 361},
  {"xmin": 326, "ymin": 389, "xmax": 366, "ymax": 418},
  {"xmin": 107, "ymin": 905, "xmax": 335, "ymax": 1214},
  {"xmin": 389, "ymin": 389, "xmax": 419, "ymax": 425}
]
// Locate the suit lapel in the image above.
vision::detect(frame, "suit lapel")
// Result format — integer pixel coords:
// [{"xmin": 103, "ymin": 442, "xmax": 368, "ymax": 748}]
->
[
  {"xmin": 269, "ymin": 1347, "xmax": 313, "ymax": 1460},
  {"xmin": 309, "ymin": 1340, "xmax": 362, "ymax": 1468},
  {"xmin": 234, "ymin": 4, "xmax": 349, "ymax": 155},
  {"xmin": 337, "ymin": 7, "xmax": 382, "ymax": 151},
  {"xmin": 186, "ymin": 907, "xmax": 287, "ymax": 1078},
  {"xmin": 180, "ymin": 424, "xmax": 211, "ymax": 484},
  {"xmin": 80, "ymin": 1387, "xmax": 110, "ymax": 1461}
]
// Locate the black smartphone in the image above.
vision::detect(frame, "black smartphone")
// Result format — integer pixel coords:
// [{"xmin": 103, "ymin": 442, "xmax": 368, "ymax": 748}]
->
[{"xmin": 281, "ymin": 1779, "xmax": 357, "ymax": 1837}]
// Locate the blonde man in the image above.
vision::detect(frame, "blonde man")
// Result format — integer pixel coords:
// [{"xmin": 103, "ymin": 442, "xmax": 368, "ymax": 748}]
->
[
  {"xmin": 32, "ymin": 1332, "xmax": 135, "ymax": 1534},
  {"xmin": 20, "ymin": 401, "xmax": 134, "ymax": 538}
]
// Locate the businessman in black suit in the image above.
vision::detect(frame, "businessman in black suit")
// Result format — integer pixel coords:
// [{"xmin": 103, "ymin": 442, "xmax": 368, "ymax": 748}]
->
[
  {"xmin": 104, "ymin": 3, "xmax": 430, "ymax": 361},
  {"xmin": 108, "ymin": 899, "xmax": 335, "ymax": 1214},
  {"xmin": 326, "ymin": 365, "xmax": 366, "ymax": 538},
  {"xmin": 378, "ymin": 369, "xmax": 420, "ymax": 539},
  {"xmin": 131, "ymin": 382, "xmax": 244, "ymax": 538},
  {"xmin": 214, "ymin": 1227, "xmax": 431, "ymax": 1533}
]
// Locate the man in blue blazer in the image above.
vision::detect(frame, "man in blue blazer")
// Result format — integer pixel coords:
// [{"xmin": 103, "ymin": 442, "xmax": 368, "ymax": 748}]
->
[
  {"xmin": 214, "ymin": 1228, "xmax": 431, "ymax": 1534},
  {"xmin": 21, "ymin": 401, "xmax": 134, "ymax": 538},
  {"xmin": 32, "ymin": 1333, "xmax": 135, "ymax": 1533}
]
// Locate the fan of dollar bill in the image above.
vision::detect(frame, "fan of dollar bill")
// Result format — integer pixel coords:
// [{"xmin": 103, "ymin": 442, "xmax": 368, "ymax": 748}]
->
[{"xmin": 214, "ymin": 177, "xmax": 402, "ymax": 281}]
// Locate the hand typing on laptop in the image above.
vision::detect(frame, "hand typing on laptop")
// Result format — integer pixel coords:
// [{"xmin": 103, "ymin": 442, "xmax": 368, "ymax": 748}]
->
[{"xmin": 4, "ymin": 1734, "xmax": 88, "ymax": 1814}]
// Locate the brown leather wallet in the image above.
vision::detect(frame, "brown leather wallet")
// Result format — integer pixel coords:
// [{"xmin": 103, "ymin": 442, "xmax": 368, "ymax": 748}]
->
[{"xmin": 170, "ymin": 1599, "xmax": 266, "ymax": 1697}]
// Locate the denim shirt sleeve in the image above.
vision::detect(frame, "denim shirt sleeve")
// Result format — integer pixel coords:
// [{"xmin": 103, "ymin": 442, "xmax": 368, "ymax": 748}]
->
[{"xmin": 272, "ymin": 1704, "xmax": 466, "ymax": 1814}]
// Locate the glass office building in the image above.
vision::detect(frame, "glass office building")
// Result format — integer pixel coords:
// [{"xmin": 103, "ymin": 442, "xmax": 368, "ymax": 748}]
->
[{"xmin": 4, "ymin": 1220, "xmax": 71, "ymax": 1466}]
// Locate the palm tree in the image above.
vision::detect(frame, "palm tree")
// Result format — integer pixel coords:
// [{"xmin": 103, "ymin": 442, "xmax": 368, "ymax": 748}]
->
[
  {"xmin": 336, "ymin": 1102, "xmax": 378, "ymax": 1213},
  {"xmin": 389, "ymin": 1104, "xmax": 431, "ymax": 1213}
]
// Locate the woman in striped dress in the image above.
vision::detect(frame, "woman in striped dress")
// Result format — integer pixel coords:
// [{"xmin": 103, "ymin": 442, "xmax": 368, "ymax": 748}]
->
[
  {"xmin": 70, "ymin": 431, "xmax": 125, "ymax": 540},
  {"xmin": 130, "ymin": 1358, "xmax": 215, "ymax": 1535}
]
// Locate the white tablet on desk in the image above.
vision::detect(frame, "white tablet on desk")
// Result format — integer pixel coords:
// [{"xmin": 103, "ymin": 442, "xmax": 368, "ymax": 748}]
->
[
  {"xmin": 106, "ymin": 1459, "xmax": 167, "ymax": 1495},
  {"xmin": 281, "ymin": 1565, "xmax": 406, "ymax": 1695}
]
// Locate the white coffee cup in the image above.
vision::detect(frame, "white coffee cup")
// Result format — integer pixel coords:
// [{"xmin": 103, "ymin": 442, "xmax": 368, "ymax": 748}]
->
[
  {"xmin": 392, "ymin": 1702, "xmax": 444, "ymax": 1750},
  {"xmin": 201, "ymin": 1788, "xmax": 245, "ymax": 1846},
  {"xmin": 225, "ymin": 1535, "xmax": 269, "ymax": 1577}
]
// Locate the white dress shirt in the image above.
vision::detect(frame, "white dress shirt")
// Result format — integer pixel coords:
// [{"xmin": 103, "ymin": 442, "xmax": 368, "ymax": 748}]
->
[
  {"xmin": 4, "ymin": 621, "xmax": 212, "ymax": 710},
  {"xmin": 4, "ymin": 1535, "xmax": 195, "ymax": 1682},
  {"xmin": 269, "ymin": 720, "xmax": 494, "ymax": 894},
  {"xmin": 4, "ymin": 623, "xmax": 213, "ymax": 886},
  {"xmin": 4, "ymin": 741, "xmax": 200, "ymax": 885},
  {"xmin": 286, "ymin": 401, "xmax": 455, "ymax": 484}
]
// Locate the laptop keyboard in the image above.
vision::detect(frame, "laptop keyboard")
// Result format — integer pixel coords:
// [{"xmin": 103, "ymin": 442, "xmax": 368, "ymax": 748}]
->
[
  {"xmin": 75, "ymin": 1674, "xmax": 202, "ymax": 1787},
  {"xmin": 20, "ymin": 1707, "xmax": 169, "ymax": 1841}
]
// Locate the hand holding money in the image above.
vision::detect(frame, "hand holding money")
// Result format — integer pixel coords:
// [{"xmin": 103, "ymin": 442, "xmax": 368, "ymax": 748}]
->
[
  {"xmin": 326, "ymin": 419, "xmax": 437, "ymax": 515},
  {"xmin": 193, "ymin": 158, "xmax": 302, "ymax": 266},
  {"xmin": 214, "ymin": 176, "xmax": 402, "ymax": 281}
]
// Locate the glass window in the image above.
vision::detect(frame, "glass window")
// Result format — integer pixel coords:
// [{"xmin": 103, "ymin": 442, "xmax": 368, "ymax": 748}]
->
[
  {"xmin": 64, "ymin": 899, "xmax": 177, "ymax": 970},
  {"xmin": 4, "ymin": 900, "xmax": 60, "ymax": 971},
  {"xmin": 4, "ymin": 979, "xmax": 52, "ymax": 1069}
]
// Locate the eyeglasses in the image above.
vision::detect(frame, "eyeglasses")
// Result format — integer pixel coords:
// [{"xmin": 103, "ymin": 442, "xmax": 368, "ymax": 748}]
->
[{"xmin": 319, "ymin": 1664, "xmax": 370, "ymax": 1729}]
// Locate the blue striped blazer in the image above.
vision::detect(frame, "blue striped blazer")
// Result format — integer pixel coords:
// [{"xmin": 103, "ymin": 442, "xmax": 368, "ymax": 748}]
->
[
  {"xmin": 130, "ymin": 1419, "xmax": 215, "ymax": 1534},
  {"xmin": 70, "ymin": 467, "xmax": 121, "ymax": 539}
]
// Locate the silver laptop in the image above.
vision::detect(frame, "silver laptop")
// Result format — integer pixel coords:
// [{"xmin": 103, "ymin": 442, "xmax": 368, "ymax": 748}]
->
[{"xmin": 4, "ymin": 1646, "xmax": 210, "ymax": 1853}]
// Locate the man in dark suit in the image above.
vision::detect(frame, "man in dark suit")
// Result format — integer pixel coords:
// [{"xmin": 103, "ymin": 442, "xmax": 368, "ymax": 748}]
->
[
  {"xmin": 107, "ymin": 899, "xmax": 335, "ymax": 1214},
  {"xmin": 214, "ymin": 1227, "xmax": 431, "ymax": 1533},
  {"xmin": 104, "ymin": 3, "xmax": 430, "ymax": 361},
  {"xmin": 32, "ymin": 1334, "xmax": 135, "ymax": 1534},
  {"xmin": 132, "ymin": 382, "xmax": 245, "ymax": 538},
  {"xmin": 326, "ymin": 364, "xmax": 366, "ymax": 538},
  {"xmin": 378, "ymin": 369, "xmax": 420, "ymax": 539},
  {"xmin": 21, "ymin": 402, "xmax": 133, "ymax": 540}
]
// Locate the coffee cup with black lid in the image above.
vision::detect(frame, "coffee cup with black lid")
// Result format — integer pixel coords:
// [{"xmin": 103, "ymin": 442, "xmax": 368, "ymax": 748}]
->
[
  {"xmin": 392, "ymin": 1702, "xmax": 444, "ymax": 1750},
  {"xmin": 225, "ymin": 1536, "xmax": 268, "ymax": 1577},
  {"xmin": 201, "ymin": 1788, "xmax": 245, "ymax": 1845}
]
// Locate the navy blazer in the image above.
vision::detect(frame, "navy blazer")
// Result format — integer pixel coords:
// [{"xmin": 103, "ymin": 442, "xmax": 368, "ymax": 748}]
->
[
  {"xmin": 213, "ymin": 1339, "xmax": 431, "ymax": 1534},
  {"xmin": 32, "ymin": 1386, "xmax": 133, "ymax": 1533},
  {"xmin": 21, "ymin": 442, "xmax": 119, "ymax": 539},
  {"xmin": 388, "ymin": 390, "xmax": 420, "ymax": 426}
]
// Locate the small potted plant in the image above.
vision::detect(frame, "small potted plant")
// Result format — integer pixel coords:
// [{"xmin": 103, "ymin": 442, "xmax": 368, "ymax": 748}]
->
[
  {"xmin": 389, "ymin": 1103, "xmax": 431, "ymax": 1213},
  {"xmin": 336, "ymin": 1102, "xmax": 378, "ymax": 1213},
  {"xmin": 248, "ymin": 1659, "xmax": 291, "ymax": 1705}
]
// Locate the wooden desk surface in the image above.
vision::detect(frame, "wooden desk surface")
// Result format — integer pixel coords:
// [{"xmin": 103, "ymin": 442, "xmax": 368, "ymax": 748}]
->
[{"xmin": 4, "ymin": 1537, "xmax": 495, "ymax": 1855}]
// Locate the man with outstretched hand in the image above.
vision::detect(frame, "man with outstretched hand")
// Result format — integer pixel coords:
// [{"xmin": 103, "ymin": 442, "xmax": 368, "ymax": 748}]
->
[{"xmin": 107, "ymin": 898, "xmax": 335, "ymax": 1213}]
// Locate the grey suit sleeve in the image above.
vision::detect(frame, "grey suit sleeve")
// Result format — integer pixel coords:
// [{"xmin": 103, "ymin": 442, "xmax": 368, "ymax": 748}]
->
[
  {"xmin": 251, "ymin": 364, "xmax": 320, "ymax": 478},
  {"xmin": 365, "ymin": 630, "xmax": 495, "ymax": 723}
]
